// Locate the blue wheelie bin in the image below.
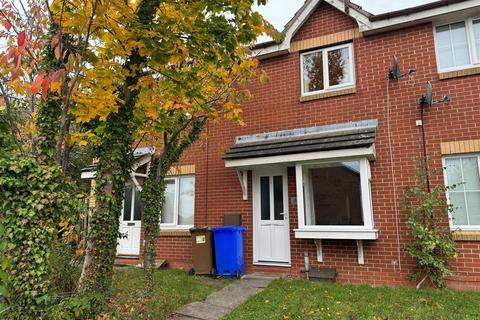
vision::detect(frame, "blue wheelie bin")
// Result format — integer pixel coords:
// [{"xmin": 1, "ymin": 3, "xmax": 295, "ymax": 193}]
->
[{"xmin": 212, "ymin": 226, "xmax": 245, "ymax": 279}]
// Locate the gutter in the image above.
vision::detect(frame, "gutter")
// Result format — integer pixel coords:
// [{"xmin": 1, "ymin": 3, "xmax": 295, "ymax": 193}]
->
[{"xmin": 253, "ymin": 0, "xmax": 479, "ymax": 59}]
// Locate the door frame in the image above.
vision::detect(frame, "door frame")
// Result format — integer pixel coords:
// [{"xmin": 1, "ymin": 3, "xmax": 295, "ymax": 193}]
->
[
  {"xmin": 117, "ymin": 183, "xmax": 142, "ymax": 256},
  {"xmin": 252, "ymin": 166, "xmax": 291, "ymax": 266}
]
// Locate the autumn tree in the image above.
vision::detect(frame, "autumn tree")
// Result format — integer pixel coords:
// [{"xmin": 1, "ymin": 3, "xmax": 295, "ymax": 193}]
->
[
  {"xmin": 130, "ymin": 0, "xmax": 276, "ymax": 293},
  {"xmin": 0, "ymin": 0, "xmax": 121, "ymax": 316},
  {"xmin": 76, "ymin": 0, "xmax": 278, "ymax": 296},
  {"xmin": 1, "ymin": 0, "xmax": 278, "ymax": 311}
]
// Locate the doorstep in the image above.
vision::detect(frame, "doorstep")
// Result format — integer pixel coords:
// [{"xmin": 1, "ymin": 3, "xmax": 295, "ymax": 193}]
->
[{"xmin": 115, "ymin": 255, "xmax": 141, "ymax": 267}]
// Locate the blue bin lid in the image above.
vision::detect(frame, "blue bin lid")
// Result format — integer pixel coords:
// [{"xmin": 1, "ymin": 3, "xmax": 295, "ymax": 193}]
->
[{"xmin": 213, "ymin": 226, "xmax": 245, "ymax": 233}]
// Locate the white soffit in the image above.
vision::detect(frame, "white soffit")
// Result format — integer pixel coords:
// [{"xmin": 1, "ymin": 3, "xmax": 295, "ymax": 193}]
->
[{"xmin": 253, "ymin": 0, "xmax": 480, "ymax": 58}]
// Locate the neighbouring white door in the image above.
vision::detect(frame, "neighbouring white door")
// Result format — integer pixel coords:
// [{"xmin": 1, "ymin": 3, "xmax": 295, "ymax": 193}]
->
[
  {"xmin": 117, "ymin": 184, "xmax": 142, "ymax": 256},
  {"xmin": 253, "ymin": 168, "xmax": 291, "ymax": 265}
]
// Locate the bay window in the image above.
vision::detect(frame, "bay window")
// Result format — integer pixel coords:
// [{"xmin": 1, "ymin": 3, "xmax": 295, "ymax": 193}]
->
[{"xmin": 295, "ymin": 158, "xmax": 376, "ymax": 239}]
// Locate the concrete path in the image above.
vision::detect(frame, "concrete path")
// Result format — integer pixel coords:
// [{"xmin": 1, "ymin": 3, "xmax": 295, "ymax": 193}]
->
[{"xmin": 169, "ymin": 274, "xmax": 276, "ymax": 320}]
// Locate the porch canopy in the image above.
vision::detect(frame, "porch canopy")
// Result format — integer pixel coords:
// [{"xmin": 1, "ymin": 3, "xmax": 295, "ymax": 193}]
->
[
  {"xmin": 80, "ymin": 146, "xmax": 155, "ymax": 190},
  {"xmin": 224, "ymin": 119, "xmax": 379, "ymax": 246},
  {"xmin": 224, "ymin": 119, "xmax": 377, "ymax": 168}
]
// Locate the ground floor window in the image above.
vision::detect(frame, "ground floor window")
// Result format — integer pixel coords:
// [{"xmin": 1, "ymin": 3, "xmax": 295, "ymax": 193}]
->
[
  {"xmin": 161, "ymin": 175, "xmax": 195, "ymax": 228},
  {"xmin": 304, "ymin": 161, "xmax": 364, "ymax": 226},
  {"xmin": 443, "ymin": 155, "xmax": 480, "ymax": 229},
  {"xmin": 295, "ymin": 158, "xmax": 374, "ymax": 235}
]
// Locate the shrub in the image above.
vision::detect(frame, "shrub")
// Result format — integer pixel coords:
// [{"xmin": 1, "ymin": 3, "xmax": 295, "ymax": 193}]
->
[
  {"xmin": 403, "ymin": 159, "xmax": 458, "ymax": 288},
  {"xmin": 49, "ymin": 241, "xmax": 83, "ymax": 296},
  {"xmin": 47, "ymin": 294, "xmax": 104, "ymax": 320},
  {"xmin": 0, "ymin": 156, "xmax": 77, "ymax": 318}
]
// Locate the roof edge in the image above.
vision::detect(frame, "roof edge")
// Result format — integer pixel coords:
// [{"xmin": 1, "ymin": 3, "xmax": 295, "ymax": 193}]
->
[
  {"xmin": 253, "ymin": 0, "xmax": 478, "ymax": 58},
  {"xmin": 370, "ymin": 0, "xmax": 469, "ymax": 22},
  {"xmin": 234, "ymin": 119, "xmax": 378, "ymax": 145}
]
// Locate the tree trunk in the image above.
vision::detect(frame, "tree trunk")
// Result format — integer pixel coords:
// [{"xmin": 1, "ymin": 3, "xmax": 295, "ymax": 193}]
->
[
  {"xmin": 141, "ymin": 157, "xmax": 164, "ymax": 293},
  {"xmin": 77, "ymin": 100, "xmax": 135, "ymax": 295},
  {"xmin": 77, "ymin": 0, "xmax": 162, "ymax": 295},
  {"xmin": 141, "ymin": 119, "xmax": 206, "ymax": 295},
  {"xmin": 78, "ymin": 173, "xmax": 118, "ymax": 293}
]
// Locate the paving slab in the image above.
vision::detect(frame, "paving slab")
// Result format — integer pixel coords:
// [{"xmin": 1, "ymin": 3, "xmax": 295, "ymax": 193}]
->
[
  {"xmin": 176, "ymin": 301, "xmax": 231, "ymax": 320},
  {"xmin": 237, "ymin": 278, "xmax": 272, "ymax": 288},
  {"xmin": 205, "ymin": 285, "xmax": 261, "ymax": 309},
  {"xmin": 168, "ymin": 275, "xmax": 276, "ymax": 320}
]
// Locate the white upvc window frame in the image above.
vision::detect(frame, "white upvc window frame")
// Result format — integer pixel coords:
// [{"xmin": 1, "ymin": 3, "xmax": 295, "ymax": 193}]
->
[
  {"xmin": 442, "ymin": 154, "xmax": 480, "ymax": 231},
  {"xmin": 434, "ymin": 17, "xmax": 480, "ymax": 73},
  {"xmin": 122, "ymin": 182, "xmax": 142, "ymax": 223},
  {"xmin": 160, "ymin": 175, "xmax": 195, "ymax": 230},
  {"xmin": 300, "ymin": 42, "xmax": 356, "ymax": 97},
  {"xmin": 294, "ymin": 157, "xmax": 377, "ymax": 240},
  {"xmin": 121, "ymin": 167, "xmax": 149, "ymax": 222}
]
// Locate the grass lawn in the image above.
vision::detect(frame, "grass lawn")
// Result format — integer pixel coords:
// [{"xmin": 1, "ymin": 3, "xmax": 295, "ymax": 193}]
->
[
  {"xmin": 224, "ymin": 279, "xmax": 480, "ymax": 320},
  {"xmin": 103, "ymin": 268, "xmax": 229, "ymax": 319}
]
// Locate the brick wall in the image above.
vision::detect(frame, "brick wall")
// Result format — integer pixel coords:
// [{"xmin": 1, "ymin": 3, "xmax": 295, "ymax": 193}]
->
[
  {"xmin": 153, "ymin": 2, "xmax": 480, "ymax": 289},
  {"xmin": 292, "ymin": 2, "xmax": 356, "ymax": 41}
]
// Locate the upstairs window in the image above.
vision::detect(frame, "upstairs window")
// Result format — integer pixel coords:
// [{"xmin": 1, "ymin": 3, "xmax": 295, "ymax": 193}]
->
[
  {"xmin": 443, "ymin": 155, "xmax": 480, "ymax": 230},
  {"xmin": 300, "ymin": 43, "xmax": 355, "ymax": 96},
  {"xmin": 435, "ymin": 19, "xmax": 480, "ymax": 72}
]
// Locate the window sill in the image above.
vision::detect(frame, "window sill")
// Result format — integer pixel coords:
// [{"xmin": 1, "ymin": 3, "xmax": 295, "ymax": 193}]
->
[
  {"xmin": 294, "ymin": 228, "xmax": 378, "ymax": 240},
  {"xmin": 159, "ymin": 229, "xmax": 191, "ymax": 237},
  {"xmin": 438, "ymin": 66, "xmax": 480, "ymax": 80},
  {"xmin": 452, "ymin": 230, "xmax": 480, "ymax": 241},
  {"xmin": 300, "ymin": 87, "xmax": 356, "ymax": 102}
]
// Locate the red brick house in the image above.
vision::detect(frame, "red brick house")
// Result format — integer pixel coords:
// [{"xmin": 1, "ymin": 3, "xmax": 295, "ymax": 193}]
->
[{"xmin": 88, "ymin": 0, "xmax": 480, "ymax": 289}]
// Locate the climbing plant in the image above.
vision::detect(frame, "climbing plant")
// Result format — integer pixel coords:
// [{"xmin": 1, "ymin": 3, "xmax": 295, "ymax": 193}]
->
[
  {"xmin": 0, "ymin": 156, "xmax": 76, "ymax": 319},
  {"xmin": 141, "ymin": 119, "xmax": 206, "ymax": 293},
  {"xmin": 134, "ymin": 0, "xmax": 278, "ymax": 294},
  {"xmin": 0, "ymin": 221, "xmax": 8, "ymax": 313},
  {"xmin": 77, "ymin": 0, "xmax": 161, "ymax": 295},
  {"xmin": 403, "ymin": 158, "xmax": 459, "ymax": 288}
]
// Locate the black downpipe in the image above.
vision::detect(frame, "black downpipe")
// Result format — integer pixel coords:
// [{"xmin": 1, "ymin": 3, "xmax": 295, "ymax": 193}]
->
[{"xmin": 420, "ymin": 104, "xmax": 431, "ymax": 193}]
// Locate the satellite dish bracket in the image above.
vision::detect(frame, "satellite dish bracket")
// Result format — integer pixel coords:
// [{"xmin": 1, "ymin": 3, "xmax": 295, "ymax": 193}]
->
[
  {"xmin": 387, "ymin": 55, "xmax": 416, "ymax": 80},
  {"xmin": 418, "ymin": 81, "xmax": 452, "ymax": 107}
]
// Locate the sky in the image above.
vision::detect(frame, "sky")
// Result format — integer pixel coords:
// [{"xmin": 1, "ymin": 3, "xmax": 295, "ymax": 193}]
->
[{"xmin": 255, "ymin": 0, "xmax": 437, "ymax": 36}]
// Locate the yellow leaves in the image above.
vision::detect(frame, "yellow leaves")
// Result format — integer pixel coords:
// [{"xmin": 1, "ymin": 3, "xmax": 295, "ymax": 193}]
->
[
  {"xmin": 146, "ymin": 109, "xmax": 159, "ymax": 120},
  {"xmin": 163, "ymin": 100, "xmax": 174, "ymax": 110},
  {"xmin": 50, "ymin": 81, "xmax": 62, "ymax": 93},
  {"xmin": 11, "ymin": 79, "xmax": 25, "ymax": 95},
  {"xmin": 64, "ymin": 134, "xmax": 77, "ymax": 147},
  {"xmin": 70, "ymin": 65, "xmax": 123, "ymax": 123},
  {"xmin": 169, "ymin": 54, "xmax": 183, "ymax": 65},
  {"xmin": 65, "ymin": 132, "xmax": 94, "ymax": 147},
  {"xmin": 259, "ymin": 70, "xmax": 270, "ymax": 85}
]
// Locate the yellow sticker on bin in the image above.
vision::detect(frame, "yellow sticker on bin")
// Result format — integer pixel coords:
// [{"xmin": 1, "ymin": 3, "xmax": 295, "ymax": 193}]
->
[{"xmin": 196, "ymin": 235, "xmax": 206, "ymax": 244}]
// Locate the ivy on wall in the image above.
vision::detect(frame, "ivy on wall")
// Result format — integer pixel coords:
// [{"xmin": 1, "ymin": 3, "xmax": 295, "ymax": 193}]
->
[{"xmin": 0, "ymin": 156, "xmax": 74, "ymax": 318}]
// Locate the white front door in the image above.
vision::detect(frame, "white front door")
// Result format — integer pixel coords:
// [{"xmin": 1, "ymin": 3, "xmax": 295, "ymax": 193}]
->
[
  {"xmin": 117, "ymin": 185, "xmax": 142, "ymax": 256},
  {"xmin": 253, "ymin": 168, "xmax": 291, "ymax": 265}
]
